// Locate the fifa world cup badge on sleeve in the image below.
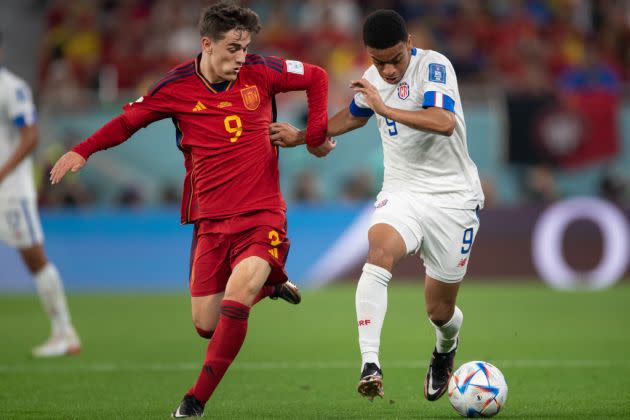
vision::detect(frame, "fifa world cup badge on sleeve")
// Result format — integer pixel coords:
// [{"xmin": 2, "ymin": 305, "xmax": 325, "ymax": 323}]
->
[
  {"xmin": 241, "ymin": 85, "xmax": 260, "ymax": 110},
  {"xmin": 286, "ymin": 60, "xmax": 304, "ymax": 75},
  {"xmin": 428, "ymin": 63, "xmax": 446, "ymax": 84}
]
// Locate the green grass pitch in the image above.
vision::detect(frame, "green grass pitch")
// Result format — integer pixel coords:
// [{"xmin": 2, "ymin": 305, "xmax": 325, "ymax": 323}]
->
[{"xmin": 1, "ymin": 282, "xmax": 629, "ymax": 419}]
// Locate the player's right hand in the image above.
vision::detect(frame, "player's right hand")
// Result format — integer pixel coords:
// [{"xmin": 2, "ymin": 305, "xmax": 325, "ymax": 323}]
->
[
  {"xmin": 269, "ymin": 122, "xmax": 304, "ymax": 147},
  {"xmin": 307, "ymin": 137, "xmax": 336, "ymax": 158},
  {"xmin": 50, "ymin": 151, "xmax": 86, "ymax": 184}
]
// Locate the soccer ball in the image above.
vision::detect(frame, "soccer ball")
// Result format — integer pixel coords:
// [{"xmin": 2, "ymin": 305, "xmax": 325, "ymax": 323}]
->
[{"xmin": 448, "ymin": 361, "xmax": 508, "ymax": 418}]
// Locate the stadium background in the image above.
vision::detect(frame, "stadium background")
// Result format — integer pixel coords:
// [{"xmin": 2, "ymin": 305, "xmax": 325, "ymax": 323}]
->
[
  {"xmin": 1, "ymin": 0, "xmax": 629, "ymax": 291},
  {"xmin": 1, "ymin": 1, "xmax": 629, "ymax": 419}
]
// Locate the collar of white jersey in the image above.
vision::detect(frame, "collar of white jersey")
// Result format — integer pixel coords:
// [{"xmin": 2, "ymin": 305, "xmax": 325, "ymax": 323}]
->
[{"xmin": 397, "ymin": 47, "xmax": 418, "ymax": 83}]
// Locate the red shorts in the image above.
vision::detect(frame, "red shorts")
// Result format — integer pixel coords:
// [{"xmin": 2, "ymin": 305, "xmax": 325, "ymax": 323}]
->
[{"xmin": 188, "ymin": 210, "xmax": 290, "ymax": 297}]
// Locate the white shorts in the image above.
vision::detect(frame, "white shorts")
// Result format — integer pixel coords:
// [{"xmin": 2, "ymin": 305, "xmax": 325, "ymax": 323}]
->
[
  {"xmin": 0, "ymin": 197, "xmax": 44, "ymax": 248},
  {"xmin": 371, "ymin": 191, "xmax": 480, "ymax": 283}
]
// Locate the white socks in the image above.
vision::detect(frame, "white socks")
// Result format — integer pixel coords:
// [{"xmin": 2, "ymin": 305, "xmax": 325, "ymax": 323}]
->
[
  {"xmin": 33, "ymin": 263, "xmax": 73, "ymax": 336},
  {"xmin": 356, "ymin": 263, "xmax": 391, "ymax": 367},
  {"xmin": 431, "ymin": 306, "xmax": 463, "ymax": 353}
]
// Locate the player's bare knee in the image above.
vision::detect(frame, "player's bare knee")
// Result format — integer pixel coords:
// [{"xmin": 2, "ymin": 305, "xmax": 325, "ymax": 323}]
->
[
  {"xmin": 366, "ymin": 247, "xmax": 397, "ymax": 271},
  {"xmin": 224, "ymin": 283, "xmax": 259, "ymax": 305}
]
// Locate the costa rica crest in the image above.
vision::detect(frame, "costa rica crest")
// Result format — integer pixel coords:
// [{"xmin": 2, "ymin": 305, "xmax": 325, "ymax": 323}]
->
[
  {"xmin": 240, "ymin": 85, "xmax": 260, "ymax": 110},
  {"xmin": 397, "ymin": 81, "xmax": 409, "ymax": 100}
]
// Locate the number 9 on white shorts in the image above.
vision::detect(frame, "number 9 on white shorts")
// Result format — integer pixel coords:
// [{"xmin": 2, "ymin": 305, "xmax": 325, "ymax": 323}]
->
[{"xmin": 370, "ymin": 191, "xmax": 480, "ymax": 283}]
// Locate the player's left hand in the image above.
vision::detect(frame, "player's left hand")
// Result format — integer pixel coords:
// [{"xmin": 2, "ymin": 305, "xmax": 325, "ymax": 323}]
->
[
  {"xmin": 269, "ymin": 122, "xmax": 304, "ymax": 147},
  {"xmin": 50, "ymin": 151, "xmax": 86, "ymax": 184},
  {"xmin": 307, "ymin": 137, "xmax": 336, "ymax": 158},
  {"xmin": 350, "ymin": 78, "xmax": 387, "ymax": 116}
]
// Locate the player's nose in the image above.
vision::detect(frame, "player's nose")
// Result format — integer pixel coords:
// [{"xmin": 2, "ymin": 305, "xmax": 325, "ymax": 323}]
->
[{"xmin": 235, "ymin": 52, "xmax": 246, "ymax": 65}]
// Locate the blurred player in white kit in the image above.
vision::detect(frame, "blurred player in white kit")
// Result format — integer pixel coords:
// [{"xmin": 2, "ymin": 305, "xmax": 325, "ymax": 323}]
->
[{"xmin": 0, "ymin": 31, "xmax": 80, "ymax": 357}]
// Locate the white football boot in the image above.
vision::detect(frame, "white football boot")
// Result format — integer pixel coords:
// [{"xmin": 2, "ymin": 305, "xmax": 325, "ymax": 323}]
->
[{"xmin": 32, "ymin": 328, "xmax": 81, "ymax": 357}]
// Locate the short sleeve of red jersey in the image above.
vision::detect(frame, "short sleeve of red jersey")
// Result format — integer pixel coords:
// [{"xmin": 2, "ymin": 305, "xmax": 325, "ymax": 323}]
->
[{"xmin": 255, "ymin": 55, "xmax": 329, "ymax": 147}]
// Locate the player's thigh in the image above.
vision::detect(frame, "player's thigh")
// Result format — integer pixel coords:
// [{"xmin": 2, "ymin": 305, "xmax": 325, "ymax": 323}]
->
[
  {"xmin": 369, "ymin": 191, "xmax": 422, "ymax": 270},
  {"xmin": 191, "ymin": 292, "xmax": 224, "ymax": 331},
  {"xmin": 224, "ymin": 256, "xmax": 271, "ymax": 306},
  {"xmin": 419, "ymin": 205, "xmax": 480, "ymax": 284},
  {"xmin": 0, "ymin": 197, "xmax": 44, "ymax": 251},
  {"xmin": 189, "ymin": 231, "xmax": 231, "ymax": 297},
  {"xmin": 230, "ymin": 222, "xmax": 290, "ymax": 287}
]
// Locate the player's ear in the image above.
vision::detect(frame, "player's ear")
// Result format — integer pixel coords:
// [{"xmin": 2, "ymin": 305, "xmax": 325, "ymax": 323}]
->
[
  {"xmin": 406, "ymin": 34, "xmax": 411, "ymax": 49},
  {"xmin": 201, "ymin": 37, "xmax": 212, "ymax": 54}
]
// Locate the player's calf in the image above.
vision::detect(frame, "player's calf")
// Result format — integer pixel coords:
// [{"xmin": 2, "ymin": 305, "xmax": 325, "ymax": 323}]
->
[{"xmin": 357, "ymin": 362, "xmax": 384, "ymax": 401}]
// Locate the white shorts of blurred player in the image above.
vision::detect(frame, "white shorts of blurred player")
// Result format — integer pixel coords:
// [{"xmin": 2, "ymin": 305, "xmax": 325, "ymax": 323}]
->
[
  {"xmin": 0, "ymin": 197, "xmax": 44, "ymax": 248},
  {"xmin": 370, "ymin": 191, "xmax": 480, "ymax": 283}
]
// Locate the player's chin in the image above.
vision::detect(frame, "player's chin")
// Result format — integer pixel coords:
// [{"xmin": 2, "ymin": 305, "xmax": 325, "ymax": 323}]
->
[{"xmin": 223, "ymin": 71, "xmax": 239, "ymax": 80}]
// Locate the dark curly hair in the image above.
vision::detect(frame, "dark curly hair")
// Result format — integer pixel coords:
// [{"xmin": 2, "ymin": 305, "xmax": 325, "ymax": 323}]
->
[
  {"xmin": 199, "ymin": 1, "xmax": 262, "ymax": 40},
  {"xmin": 363, "ymin": 9, "xmax": 408, "ymax": 49}
]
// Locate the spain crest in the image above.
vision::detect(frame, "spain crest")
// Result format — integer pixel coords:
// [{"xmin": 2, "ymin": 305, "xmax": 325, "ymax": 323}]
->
[
  {"xmin": 240, "ymin": 85, "xmax": 260, "ymax": 110},
  {"xmin": 398, "ymin": 82, "xmax": 409, "ymax": 100}
]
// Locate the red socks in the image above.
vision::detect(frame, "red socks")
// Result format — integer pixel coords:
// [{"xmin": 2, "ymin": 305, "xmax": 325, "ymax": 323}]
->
[
  {"xmin": 189, "ymin": 300, "xmax": 250, "ymax": 404},
  {"xmin": 252, "ymin": 284, "xmax": 274, "ymax": 305}
]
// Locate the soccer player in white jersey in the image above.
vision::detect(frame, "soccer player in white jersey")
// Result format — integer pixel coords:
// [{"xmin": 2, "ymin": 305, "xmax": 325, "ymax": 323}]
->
[
  {"xmin": 0, "ymin": 32, "xmax": 80, "ymax": 357},
  {"xmin": 269, "ymin": 9, "xmax": 484, "ymax": 402}
]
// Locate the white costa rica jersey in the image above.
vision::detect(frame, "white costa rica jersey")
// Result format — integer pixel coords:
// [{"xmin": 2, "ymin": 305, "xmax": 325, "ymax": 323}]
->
[
  {"xmin": 0, "ymin": 67, "xmax": 37, "ymax": 199},
  {"xmin": 350, "ymin": 48, "xmax": 484, "ymax": 209}
]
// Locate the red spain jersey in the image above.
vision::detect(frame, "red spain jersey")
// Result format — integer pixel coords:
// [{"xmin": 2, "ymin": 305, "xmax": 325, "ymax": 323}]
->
[{"xmin": 73, "ymin": 54, "xmax": 328, "ymax": 223}]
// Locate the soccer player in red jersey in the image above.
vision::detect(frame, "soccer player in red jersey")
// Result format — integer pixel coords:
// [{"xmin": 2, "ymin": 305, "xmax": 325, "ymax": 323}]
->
[{"xmin": 50, "ymin": 2, "xmax": 335, "ymax": 417}]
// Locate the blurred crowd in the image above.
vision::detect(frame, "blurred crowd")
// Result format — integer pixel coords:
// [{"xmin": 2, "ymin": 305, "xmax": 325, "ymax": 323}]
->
[
  {"xmin": 33, "ymin": 0, "xmax": 630, "ymax": 207},
  {"xmin": 38, "ymin": 0, "xmax": 630, "ymax": 104}
]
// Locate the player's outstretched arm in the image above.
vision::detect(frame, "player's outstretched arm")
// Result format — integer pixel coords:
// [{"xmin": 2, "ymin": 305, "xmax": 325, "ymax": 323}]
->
[
  {"xmin": 328, "ymin": 107, "xmax": 370, "ymax": 137},
  {"xmin": 50, "ymin": 151, "xmax": 86, "ymax": 184},
  {"xmin": 49, "ymin": 99, "xmax": 168, "ymax": 185},
  {"xmin": 269, "ymin": 104, "xmax": 368, "ymax": 147}
]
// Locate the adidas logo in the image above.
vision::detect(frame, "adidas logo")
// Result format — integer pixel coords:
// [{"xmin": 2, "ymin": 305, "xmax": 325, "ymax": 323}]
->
[{"xmin": 192, "ymin": 101, "xmax": 207, "ymax": 112}]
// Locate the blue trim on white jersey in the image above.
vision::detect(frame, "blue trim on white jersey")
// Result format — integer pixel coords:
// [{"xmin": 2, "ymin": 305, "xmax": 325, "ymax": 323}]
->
[
  {"xmin": 422, "ymin": 91, "xmax": 455, "ymax": 113},
  {"xmin": 14, "ymin": 115, "xmax": 26, "ymax": 127},
  {"xmin": 349, "ymin": 98, "xmax": 374, "ymax": 118},
  {"xmin": 13, "ymin": 111, "xmax": 37, "ymax": 128},
  {"xmin": 411, "ymin": 48, "xmax": 417, "ymax": 56}
]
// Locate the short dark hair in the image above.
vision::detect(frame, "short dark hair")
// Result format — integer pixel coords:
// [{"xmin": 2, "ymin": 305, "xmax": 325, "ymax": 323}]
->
[
  {"xmin": 199, "ymin": 1, "xmax": 261, "ymax": 40},
  {"xmin": 362, "ymin": 9, "xmax": 408, "ymax": 49}
]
